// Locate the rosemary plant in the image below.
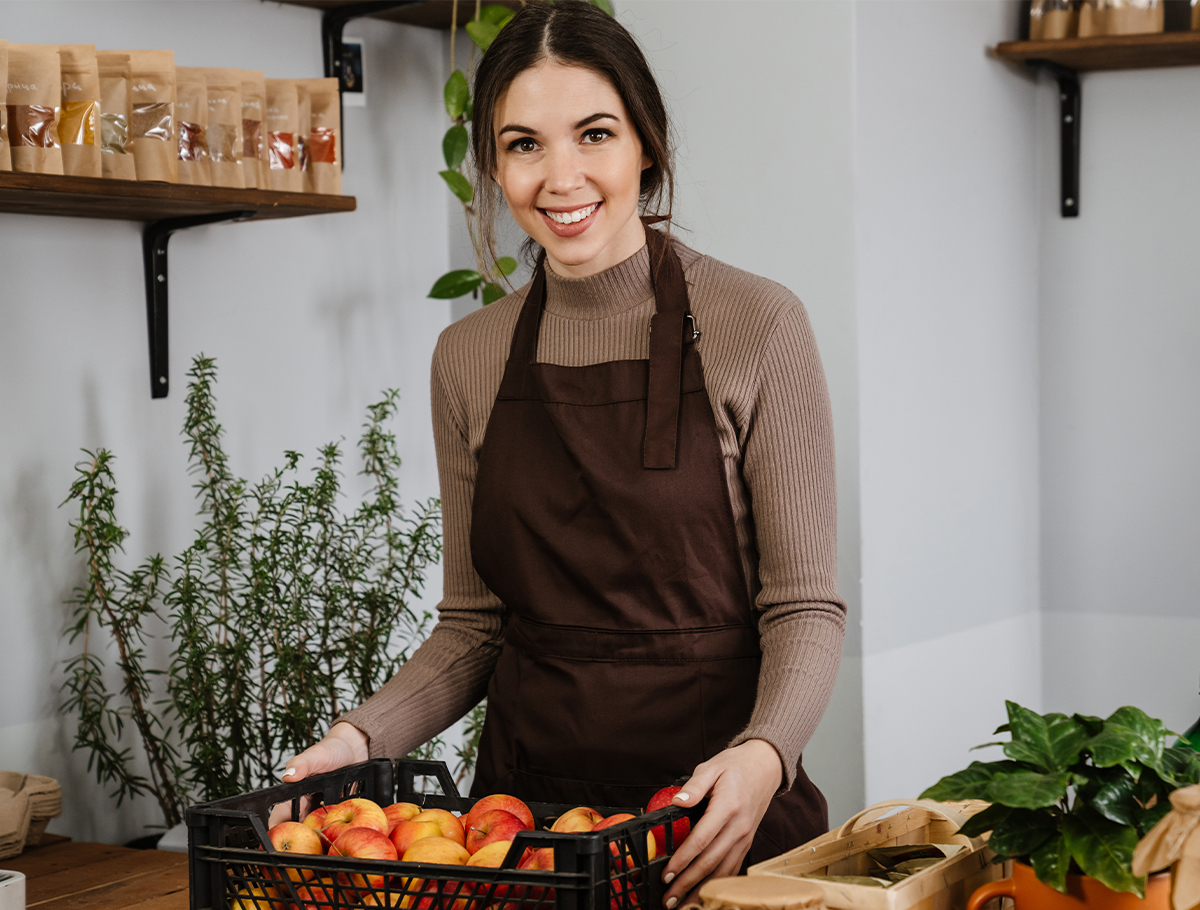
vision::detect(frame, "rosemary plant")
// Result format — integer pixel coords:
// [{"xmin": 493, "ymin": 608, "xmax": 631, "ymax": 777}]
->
[{"xmin": 62, "ymin": 355, "xmax": 465, "ymax": 828}]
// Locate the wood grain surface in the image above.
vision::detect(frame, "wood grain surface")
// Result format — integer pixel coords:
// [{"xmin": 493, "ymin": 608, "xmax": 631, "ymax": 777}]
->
[{"xmin": 4, "ymin": 839, "xmax": 189, "ymax": 910}]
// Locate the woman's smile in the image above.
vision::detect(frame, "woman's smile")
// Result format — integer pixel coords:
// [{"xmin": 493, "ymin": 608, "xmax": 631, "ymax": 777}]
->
[{"xmin": 540, "ymin": 201, "xmax": 602, "ymax": 235}]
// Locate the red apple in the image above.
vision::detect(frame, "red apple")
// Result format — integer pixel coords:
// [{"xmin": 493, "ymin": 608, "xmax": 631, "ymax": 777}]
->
[
  {"xmin": 391, "ymin": 819, "xmax": 444, "ymax": 858},
  {"xmin": 464, "ymin": 840, "xmax": 517, "ymax": 905},
  {"xmin": 384, "ymin": 802, "xmax": 422, "ymax": 835},
  {"xmin": 291, "ymin": 878, "xmax": 337, "ymax": 910},
  {"xmin": 330, "ymin": 826, "xmax": 398, "ymax": 890},
  {"xmin": 411, "ymin": 808, "xmax": 466, "ymax": 846},
  {"xmin": 645, "ymin": 786, "xmax": 690, "ymax": 855},
  {"xmin": 513, "ymin": 846, "xmax": 556, "ymax": 908},
  {"xmin": 592, "ymin": 813, "xmax": 656, "ymax": 870},
  {"xmin": 550, "ymin": 806, "xmax": 603, "ymax": 833},
  {"xmin": 265, "ymin": 821, "xmax": 323, "ymax": 883},
  {"xmin": 465, "ymin": 794, "xmax": 535, "ymax": 834},
  {"xmin": 322, "ymin": 797, "xmax": 390, "ymax": 843},
  {"xmin": 610, "ymin": 874, "xmax": 643, "ymax": 910},
  {"xmin": 465, "ymin": 809, "xmax": 530, "ymax": 855}
]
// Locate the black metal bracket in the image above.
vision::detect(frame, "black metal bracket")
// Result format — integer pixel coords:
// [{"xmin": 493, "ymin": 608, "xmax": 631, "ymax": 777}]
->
[
  {"xmin": 143, "ymin": 211, "xmax": 254, "ymax": 399},
  {"xmin": 1045, "ymin": 62, "xmax": 1080, "ymax": 218},
  {"xmin": 320, "ymin": 1, "xmax": 422, "ymax": 169}
]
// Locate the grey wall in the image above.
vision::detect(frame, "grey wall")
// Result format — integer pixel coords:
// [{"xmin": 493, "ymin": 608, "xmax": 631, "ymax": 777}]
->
[{"xmin": 0, "ymin": 0, "xmax": 451, "ymax": 844}]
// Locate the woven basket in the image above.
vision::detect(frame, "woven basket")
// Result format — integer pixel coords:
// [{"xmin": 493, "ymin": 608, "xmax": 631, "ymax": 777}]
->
[{"xmin": 0, "ymin": 772, "xmax": 61, "ymax": 858}]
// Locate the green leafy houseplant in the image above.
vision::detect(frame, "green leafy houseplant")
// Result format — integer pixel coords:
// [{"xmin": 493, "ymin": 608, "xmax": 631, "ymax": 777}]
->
[
  {"xmin": 920, "ymin": 701, "xmax": 1200, "ymax": 897},
  {"xmin": 428, "ymin": 0, "xmax": 614, "ymax": 306},
  {"xmin": 62, "ymin": 356, "xmax": 452, "ymax": 829}
]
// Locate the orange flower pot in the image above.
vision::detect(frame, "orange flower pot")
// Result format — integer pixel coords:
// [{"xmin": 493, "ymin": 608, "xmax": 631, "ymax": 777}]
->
[{"xmin": 967, "ymin": 862, "xmax": 1169, "ymax": 910}]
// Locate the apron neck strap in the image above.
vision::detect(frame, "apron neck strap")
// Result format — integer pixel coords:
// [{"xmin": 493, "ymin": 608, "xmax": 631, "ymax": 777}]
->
[{"xmin": 505, "ymin": 227, "xmax": 693, "ymax": 470}]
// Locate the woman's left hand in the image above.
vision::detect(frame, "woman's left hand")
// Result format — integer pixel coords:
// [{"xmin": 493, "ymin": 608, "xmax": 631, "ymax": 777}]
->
[{"xmin": 661, "ymin": 739, "xmax": 784, "ymax": 908}]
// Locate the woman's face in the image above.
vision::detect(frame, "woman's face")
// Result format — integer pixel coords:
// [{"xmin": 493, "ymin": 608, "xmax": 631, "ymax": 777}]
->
[{"xmin": 493, "ymin": 60, "xmax": 651, "ymax": 279}]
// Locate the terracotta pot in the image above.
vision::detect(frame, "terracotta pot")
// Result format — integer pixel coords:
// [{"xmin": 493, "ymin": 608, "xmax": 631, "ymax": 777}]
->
[{"xmin": 968, "ymin": 861, "xmax": 1169, "ymax": 910}]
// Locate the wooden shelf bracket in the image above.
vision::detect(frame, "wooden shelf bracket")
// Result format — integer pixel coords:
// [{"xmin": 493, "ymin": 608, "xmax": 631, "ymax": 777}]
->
[{"xmin": 143, "ymin": 211, "xmax": 254, "ymax": 398}]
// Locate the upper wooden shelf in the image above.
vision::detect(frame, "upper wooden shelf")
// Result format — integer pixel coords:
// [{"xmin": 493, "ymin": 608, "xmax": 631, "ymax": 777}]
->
[
  {"xmin": 0, "ymin": 172, "xmax": 356, "ymax": 222},
  {"xmin": 994, "ymin": 30, "xmax": 1200, "ymax": 72},
  {"xmin": 276, "ymin": 0, "xmax": 521, "ymax": 30}
]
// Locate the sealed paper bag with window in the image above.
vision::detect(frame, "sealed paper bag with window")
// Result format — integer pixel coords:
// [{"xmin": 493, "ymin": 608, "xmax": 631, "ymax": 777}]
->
[
  {"xmin": 202, "ymin": 68, "xmax": 243, "ymax": 188},
  {"xmin": 6, "ymin": 43, "xmax": 63, "ymax": 175},
  {"xmin": 0, "ymin": 39, "xmax": 10, "ymax": 172},
  {"xmin": 106, "ymin": 49, "xmax": 176, "ymax": 182},
  {"xmin": 265, "ymin": 78, "xmax": 302, "ymax": 192},
  {"xmin": 97, "ymin": 52, "xmax": 135, "ymax": 180},
  {"xmin": 239, "ymin": 70, "xmax": 266, "ymax": 189},
  {"xmin": 175, "ymin": 66, "xmax": 210, "ymax": 185},
  {"xmin": 58, "ymin": 44, "xmax": 102, "ymax": 178},
  {"xmin": 299, "ymin": 77, "xmax": 341, "ymax": 194}
]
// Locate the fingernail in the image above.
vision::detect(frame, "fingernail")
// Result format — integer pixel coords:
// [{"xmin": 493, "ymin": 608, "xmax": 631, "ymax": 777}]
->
[
  {"xmin": 282, "ymin": 767, "xmax": 297, "ymax": 779},
  {"xmin": 663, "ymin": 873, "xmax": 675, "ymax": 885},
  {"xmin": 676, "ymin": 793, "xmax": 689, "ymax": 802},
  {"xmin": 666, "ymin": 899, "xmax": 678, "ymax": 909}
]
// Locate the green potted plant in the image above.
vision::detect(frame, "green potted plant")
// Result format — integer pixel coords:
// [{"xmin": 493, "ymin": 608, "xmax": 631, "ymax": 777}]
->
[{"xmin": 920, "ymin": 701, "xmax": 1200, "ymax": 909}]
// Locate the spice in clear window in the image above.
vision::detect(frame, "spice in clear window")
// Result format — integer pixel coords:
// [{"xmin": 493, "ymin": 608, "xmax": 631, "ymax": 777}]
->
[
  {"xmin": 97, "ymin": 51, "xmax": 134, "ymax": 180},
  {"xmin": 6, "ymin": 42, "xmax": 63, "ymax": 175},
  {"xmin": 57, "ymin": 44, "xmax": 101, "ymax": 177},
  {"xmin": 109, "ymin": 48, "xmax": 176, "ymax": 182},
  {"xmin": 265, "ymin": 78, "xmax": 301, "ymax": 192},
  {"xmin": 175, "ymin": 66, "xmax": 210, "ymax": 186},
  {"xmin": 239, "ymin": 70, "xmax": 266, "ymax": 189}
]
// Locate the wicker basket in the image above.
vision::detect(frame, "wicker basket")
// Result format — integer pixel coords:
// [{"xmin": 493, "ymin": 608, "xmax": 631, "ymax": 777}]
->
[{"xmin": 0, "ymin": 773, "xmax": 61, "ymax": 858}]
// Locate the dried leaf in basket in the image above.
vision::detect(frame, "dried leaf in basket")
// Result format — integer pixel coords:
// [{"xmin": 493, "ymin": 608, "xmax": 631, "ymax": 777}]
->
[{"xmin": 865, "ymin": 845, "xmax": 948, "ymax": 869}]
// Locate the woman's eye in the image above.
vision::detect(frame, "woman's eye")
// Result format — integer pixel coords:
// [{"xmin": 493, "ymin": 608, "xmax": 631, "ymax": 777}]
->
[
  {"xmin": 507, "ymin": 137, "xmax": 538, "ymax": 153},
  {"xmin": 582, "ymin": 129, "xmax": 612, "ymax": 144}
]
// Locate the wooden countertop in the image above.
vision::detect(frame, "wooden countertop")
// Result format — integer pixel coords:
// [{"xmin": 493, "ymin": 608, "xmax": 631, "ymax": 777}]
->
[{"xmin": 3, "ymin": 838, "xmax": 189, "ymax": 909}]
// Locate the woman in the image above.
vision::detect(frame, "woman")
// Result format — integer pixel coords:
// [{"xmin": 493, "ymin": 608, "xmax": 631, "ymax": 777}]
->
[{"xmin": 283, "ymin": 3, "xmax": 845, "ymax": 905}]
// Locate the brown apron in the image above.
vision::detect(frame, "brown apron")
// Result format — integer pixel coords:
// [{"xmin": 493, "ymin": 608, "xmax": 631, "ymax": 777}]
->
[{"xmin": 468, "ymin": 227, "xmax": 828, "ymax": 865}]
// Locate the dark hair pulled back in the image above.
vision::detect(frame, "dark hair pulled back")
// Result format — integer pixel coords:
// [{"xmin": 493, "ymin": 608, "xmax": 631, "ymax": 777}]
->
[{"xmin": 470, "ymin": 0, "xmax": 674, "ymax": 271}]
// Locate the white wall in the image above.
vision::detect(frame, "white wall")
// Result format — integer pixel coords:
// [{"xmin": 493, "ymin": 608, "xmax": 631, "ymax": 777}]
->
[
  {"xmin": 0, "ymin": 0, "xmax": 451, "ymax": 844},
  {"xmin": 854, "ymin": 0, "xmax": 1044, "ymax": 804}
]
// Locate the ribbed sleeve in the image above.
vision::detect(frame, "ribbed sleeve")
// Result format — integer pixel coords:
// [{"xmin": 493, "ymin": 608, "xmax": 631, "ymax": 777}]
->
[{"xmin": 337, "ymin": 236, "xmax": 845, "ymax": 785}]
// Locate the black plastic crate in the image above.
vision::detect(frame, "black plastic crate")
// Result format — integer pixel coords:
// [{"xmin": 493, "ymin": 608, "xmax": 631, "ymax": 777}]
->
[{"xmin": 187, "ymin": 759, "xmax": 703, "ymax": 910}]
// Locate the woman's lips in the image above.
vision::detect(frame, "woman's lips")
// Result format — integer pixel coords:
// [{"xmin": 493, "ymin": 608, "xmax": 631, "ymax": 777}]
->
[{"xmin": 539, "ymin": 202, "xmax": 602, "ymax": 238}]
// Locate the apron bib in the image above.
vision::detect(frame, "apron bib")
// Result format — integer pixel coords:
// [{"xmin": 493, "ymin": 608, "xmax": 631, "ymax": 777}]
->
[{"xmin": 468, "ymin": 228, "xmax": 827, "ymax": 865}]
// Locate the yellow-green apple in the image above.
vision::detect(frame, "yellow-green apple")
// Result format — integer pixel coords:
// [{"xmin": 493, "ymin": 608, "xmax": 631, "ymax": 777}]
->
[
  {"xmin": 390, "ymin": 819, "xmax": 444, "ymax": 858},
  {"xmin": 550, "ymin": 807, "xmax": 603, "ymax": 833},
  {"xmin": 322, "ymin": 797, "xmax": 390, "ymax": 843},
  {"xmin": 384, "ymin": 802, "xmax": 422, "ymax": 835},
  {"xmin": 465, "ymin": 795, "xmax": 535, "ymax": 833},
  {"xmin": 230, "ymin": 884, "xmax": 281, "ymax": 910},
  {"xmin": 465, "ymin": 809, "xmax": 530, "ymax": 855},
  {"xmin": 411, "ymin": 808, "xmax": 466, "ymax": 846},
  {"xmin": 400, "ymin": 836, "xmax": 471, "ymax": 907},
  {"xmin": 592, "ymin": 814, "xmax": 656, "ymax": 871},
  {"xmin": 645, "ymin": 787, "xmax": 690, "ymax": 855},
  {"xmin": 466, "ymin": 840, "xmax": 517, "ymax": 906},
  {"xmin": 265, "ymin": 820, "xmax": 323, "ymax": 883},
  {"xmin": 330, "ymin": 826, "xmax": 398, "ymax": 890}
]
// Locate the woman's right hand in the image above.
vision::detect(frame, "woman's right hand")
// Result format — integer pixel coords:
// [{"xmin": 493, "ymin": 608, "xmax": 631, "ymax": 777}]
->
[{"xmin": 282, "ymin": 722, "xmax": 370, "ymax": 783}]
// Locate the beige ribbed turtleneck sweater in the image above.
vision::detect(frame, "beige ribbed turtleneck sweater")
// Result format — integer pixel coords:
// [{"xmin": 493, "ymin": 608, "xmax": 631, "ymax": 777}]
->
[{"xmin": 339, "ymin": 235, "xmax": 845, "ymax": 789}]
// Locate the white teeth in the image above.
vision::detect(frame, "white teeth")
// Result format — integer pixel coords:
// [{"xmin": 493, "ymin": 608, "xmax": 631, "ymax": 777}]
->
[{"xmin": 546, "ymin": 203, "xmax": 598, "ymax": 225}]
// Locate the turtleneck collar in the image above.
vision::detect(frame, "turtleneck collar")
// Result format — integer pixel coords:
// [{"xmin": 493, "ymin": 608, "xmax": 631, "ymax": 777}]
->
[{"xmin": 542, "ymin": 242, "xmax": 654, "ymax": 320}]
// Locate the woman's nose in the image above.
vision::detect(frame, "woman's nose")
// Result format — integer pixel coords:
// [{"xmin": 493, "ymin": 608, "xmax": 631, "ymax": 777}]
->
[{"xmin": 543, "ymin": 147, "xmax": 585, "ymax": 194}]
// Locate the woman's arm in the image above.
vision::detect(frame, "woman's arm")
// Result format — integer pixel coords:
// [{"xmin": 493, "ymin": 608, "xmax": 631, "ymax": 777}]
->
[{"xmin": 282, "ymin": 341, "xmax": 506, "ymax": 780}]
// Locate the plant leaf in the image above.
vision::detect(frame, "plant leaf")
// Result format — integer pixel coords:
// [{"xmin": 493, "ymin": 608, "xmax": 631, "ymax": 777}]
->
[
  {"xmin": 478, "ymin": 4, "xmax": 515, "ymax": 26},
  {"xmin": 993, "ymin": 723, "xmax": 1012, "ymax": 735},
  {"xmin": 444, "ymin": 70, "xmax": 469, "ymax": 119},
  {"xmin": 1003, "ymin": 702, "xmax": 1088, "ymax": 772},
  {"xmin": 1138, "ymin": 798, "xmax": 1172, "ymax": 833},
  {"xmin": 920, "ymin": 761, "xmax": 1024, "ymax": 802},
  {"xmin": 589, "ymin": 0, "xmax": 615, "ymax": 14},
  {"xmin": 495, "ymin": 256, "xmax": 518, "ymax": 277},
  {"xmin": 1088, "ymin": 706, "xmax": 1169, "ymax": 775},
  {"xmin": 440, "ymin": 170, "xmax": 474, "ymax": 203},
  {"xmin": 987, "ymin": 808, "xmax": 1058, "ymax": 858},
  {"xmin": 428, "ymin": 269, "xmax": 483, "ymax": 299},
  {"xmin": 1031, "ymin": 834, "xmax": 1072, "ymax": 893},
  {"xmin": 481, "ymin": 282, "xmax": 506, "ymax": 305},
  {"xmin": 959, "ymin": 803, "xmax": 1013, "ymax": 838},
  {"xmin": 1162, "ymin": 745, "xmax": 1200, "ymax": 787},
  {"xmin": 988, "ymin": 770, "xmax": 1071, "ymax": 808},
  {"xmin": 1062, "ymin": 806, "xmax": 1144, "ymax": 896},
  {"xmin": 466, "ymin": 19, "xmax": 502, "ymax": 52},
  {"xmin": 442, "ymin": 125, "xmax": 469, "ymax": 169},
  {"xmin": 1073, "ymin": 714, "xmax": 1106, "ymax": 737},
  {"xmin": 1079, "ymin": 768, "xmax": 1140, "ymax": 828}
]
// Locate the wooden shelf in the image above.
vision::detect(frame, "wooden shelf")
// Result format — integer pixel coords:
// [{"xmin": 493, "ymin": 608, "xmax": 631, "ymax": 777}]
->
[
  {"xmin": 276, "ymin": 0, "xmax": 521, "ymax": 30},
  {"xmin": 0, "ymin": 172, "xmax": 356, "ymax": 222},
  {"xmin": 994, "ymin": 30, "xmax": 1200, "ymax": 72}
]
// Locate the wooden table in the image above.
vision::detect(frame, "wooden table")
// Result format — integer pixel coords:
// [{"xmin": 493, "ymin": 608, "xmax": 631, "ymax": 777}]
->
[{"xmin": 4, "ymin": 838, "xmax": 189, "ymax": 909}]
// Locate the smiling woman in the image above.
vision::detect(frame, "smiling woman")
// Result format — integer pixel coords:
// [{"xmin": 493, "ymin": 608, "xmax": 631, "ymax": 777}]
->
[{"xmin": 284, "ymin": 3, "xmax": 847, "ymax": 907}]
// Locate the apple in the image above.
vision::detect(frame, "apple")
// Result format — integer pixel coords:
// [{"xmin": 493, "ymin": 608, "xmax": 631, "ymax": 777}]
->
[
  {"xmin": 592, "ymin": 814, "xmax": 656, "ymax": 870},
  {"xmin": 384, "ymin": 802, "xmax": 422, "ymax": 835},
  {"xmin": 411, "ymin": 808, "xmax": 466, "ymax": 846},
  {"xmin": 465, "ymin": 809, "xmax": 530, "ymax": 855},
  {"xmin": 322, "ymin": 797, "xmax": 390, "ymax": 843},
  {"xmin": 463, "ymin": 840, "xmax": 518, "ymax": 906},
  {"xmin": 303, "ymin": 805, "xmax": 329, "ymax": 831},
  {"xmin": 265, "ymin": 821, "xmax": 323, "ymax": 883},
  {"xmin": 291, "ymin": 878, "xmax": 337, "ymax": 910},
  {"xmin": 330, "ymin": 826, "xmax": 399, "ymax": 890},
  {"xmin": 230, "ymin": 884, "xmax": 281, "ymax": 910},
  {"xmin": 514, "ymin": 846, "xmax": 556, "ymax": 907},
  {"xmin": 391, "ymin": 819, "xmax": 444, "ymax": 858},
  {"xmin": 465, "ymin": 795, "xmax": 535, "ymax": 834},
  {"xmin": 645, "ymin": 786, "xmax": 690, "ymax": 855},
  {"xmin": 402, "ymin": 835, "xmax": 471, "ymax": 865},
  {"xmin": 610, "ymin": 874, "xmax": 642, "ymax": 910},
  {"xmin": 550, "ymin": 806, "xmax": 603, "ymax": 833}
]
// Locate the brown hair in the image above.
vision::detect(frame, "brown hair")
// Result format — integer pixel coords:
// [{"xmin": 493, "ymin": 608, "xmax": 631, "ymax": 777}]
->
[{"xmin": 470, "ymin": 0, "xmax": 675, "ymax": 271}]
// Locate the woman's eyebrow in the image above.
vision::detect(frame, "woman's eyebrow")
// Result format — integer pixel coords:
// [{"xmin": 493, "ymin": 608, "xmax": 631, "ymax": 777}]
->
[
  {"xmin": 498, "ymin": 124, "xmax": 537, "ymax": 137},
  {"xmin": 575, "ymin": 112, "xmax": 619, "ymax": 129}
]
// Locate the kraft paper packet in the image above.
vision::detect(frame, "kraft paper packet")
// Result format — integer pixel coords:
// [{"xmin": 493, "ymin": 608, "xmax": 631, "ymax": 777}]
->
[
  {"xmin": 0, "ymin": 787, "xmax": 32, "ymax": 859},
  {"xmin": 97, "ymin": 52, "xmax": 135, "ymax": 180},
  {"xmin": 174, "ymin": 66, "xmax": 210, "ymax": 186},
  {"xmin": 0, "ymin": 40, "xmax": 10, "ymax": 172},
  {"xmin": 201, "ymin": 68, "xmax": 243, "ymax": 188},
  {"xmin": 1078, "ymin": 0, "xmax": 1163, "ymax": 35},
  {"xmin": 6, "ymin": 43, "xmax": 63, "ymax": 175},
  {"xmin": 298, "ymin": 77, "xmax": 341, "ymax": 194},
  {"xmin": 264, "ymin": 78, "xmax": 302, "ymax": 192},
  {"xmin": 1029, "ymin": 0, "xmax": 1078, "ymax": 39},
  {"xmin": 239, "ymin": 70, "xmax": 266, "ymax": 188},
  {"xmin": 297, "ymin": 80, "xmax": 311, "ymax": 187},
  {"xmin": 57, "ymin": 44, "xmax": 101, "ymax": 178},
  {"xmin": 106, "ymin": 49, "xmax": 176, "ymax": 182}
]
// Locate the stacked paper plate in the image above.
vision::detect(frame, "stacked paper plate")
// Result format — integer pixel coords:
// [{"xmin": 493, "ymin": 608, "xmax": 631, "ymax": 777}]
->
[
  {"xmin": 0, "ymin": 786, "xmax": 31, "ymax": 861},
  {"xmin": 0, "ymin": 773, "xmax": 61, "ymax": 858}
]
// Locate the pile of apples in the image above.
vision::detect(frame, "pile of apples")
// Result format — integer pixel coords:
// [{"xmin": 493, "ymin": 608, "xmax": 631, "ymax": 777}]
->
[{"xmin": 233, "ymin": 785, "xmax": 690, "ymax": 910}]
